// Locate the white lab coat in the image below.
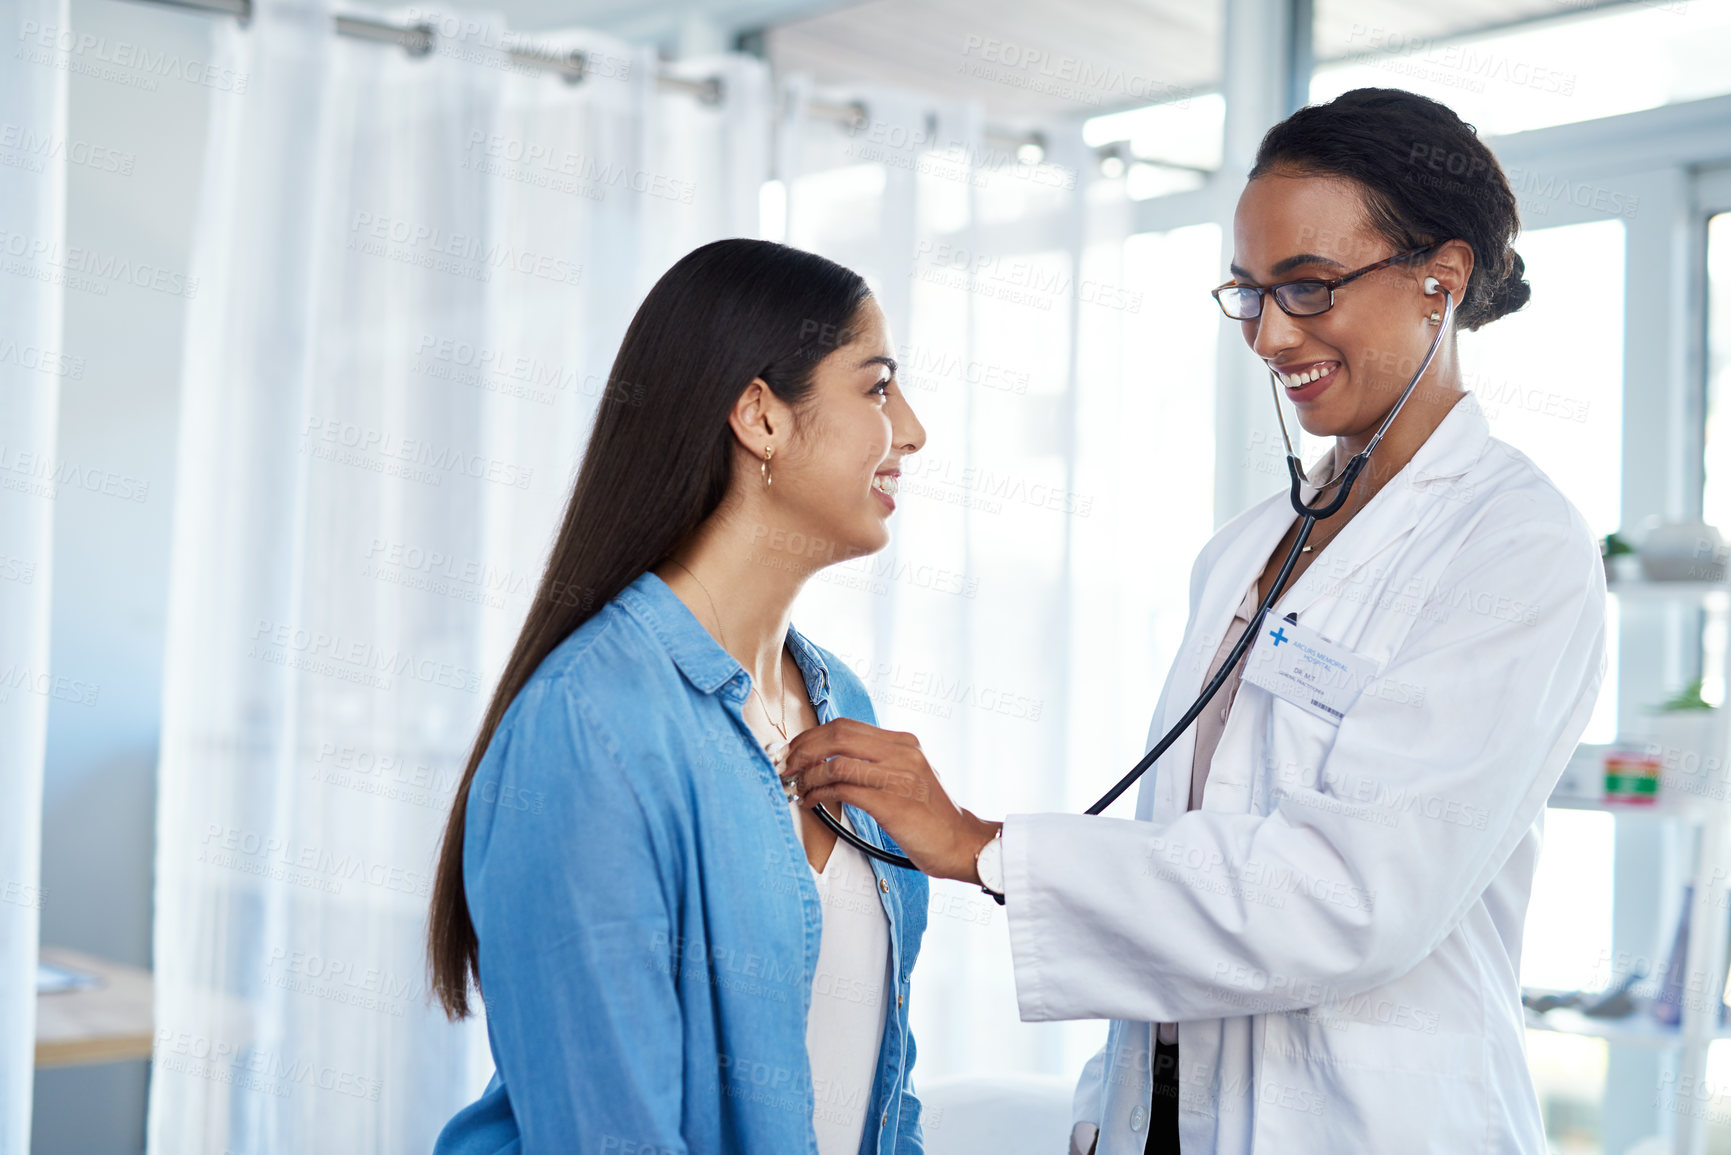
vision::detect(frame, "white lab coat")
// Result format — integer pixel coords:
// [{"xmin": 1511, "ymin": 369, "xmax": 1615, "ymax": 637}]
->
[{"xmin": 1003, "ymin": 392, "xmax": 1608, "ymax": 1154}]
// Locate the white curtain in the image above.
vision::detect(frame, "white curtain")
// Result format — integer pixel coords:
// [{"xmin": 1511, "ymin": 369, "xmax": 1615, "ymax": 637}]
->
[
  {"xmin": 0, "ymin": 0, "xmax": 67, "ymax": 1148},
  {"xmin": 148, "ymin": 1, "xmax": 769, "ymax": 1148},
  {"xmin": 773, "ymin": 80, "xmax": 1228, "ymax": 1092}
]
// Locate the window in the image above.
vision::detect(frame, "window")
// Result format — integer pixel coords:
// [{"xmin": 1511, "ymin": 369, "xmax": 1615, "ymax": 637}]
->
[
  {"xmin": 1082, "ymin": 93, "xmax": 1224, "ymax": 200},
  {"xmin": 1312, "ymin": 0, "xmax": 1731, "ymax": 137},
  {"xmin": 1506, "ymin": 219, "xmax": 1631, "ymax": 1155},
  {"xmin": 1704, "ymin": 212, "xmax": 1731, "ymax": 711},
  {"xmin": 1459, "ymin": 218, "xmax": 1625, "ymax": 741}
]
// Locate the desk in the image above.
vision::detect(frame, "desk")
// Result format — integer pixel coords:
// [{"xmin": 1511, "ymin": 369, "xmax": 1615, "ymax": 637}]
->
[{"xmin": 35, "ymin": 946, "xmax": 153, "ymax": 1068}]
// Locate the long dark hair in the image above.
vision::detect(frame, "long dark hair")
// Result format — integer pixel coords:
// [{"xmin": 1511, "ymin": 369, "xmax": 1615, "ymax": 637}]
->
[
  {"xmin": 428, "ymin": 238, "xmax": 872, "ymax": 1019},
  {"xmin": 1250, "ymin": 87, "xmax": 1530, "ymax": 331}
]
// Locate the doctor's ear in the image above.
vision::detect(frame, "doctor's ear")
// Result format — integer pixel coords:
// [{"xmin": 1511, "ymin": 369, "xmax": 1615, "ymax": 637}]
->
[{"xmin": 1419, "ymin": 239, "xmax": 1473, "ymax": 304}]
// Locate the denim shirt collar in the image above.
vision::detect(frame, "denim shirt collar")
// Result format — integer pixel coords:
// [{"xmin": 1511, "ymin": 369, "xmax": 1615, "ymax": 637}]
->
[{"xmin": 618, "ymin": 570, "xmax": 835, "ymax": 716}]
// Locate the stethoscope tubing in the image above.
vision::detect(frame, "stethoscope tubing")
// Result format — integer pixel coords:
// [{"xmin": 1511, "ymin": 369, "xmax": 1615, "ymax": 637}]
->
[{"xmin": 813, "ymin": 288, "xmax": 1456, "ymax": 871}]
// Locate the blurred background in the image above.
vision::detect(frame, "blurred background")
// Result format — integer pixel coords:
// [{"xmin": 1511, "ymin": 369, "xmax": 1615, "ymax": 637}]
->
[{"xmin": 3, "ymin": 0, "xmax": 1731, "ymax": 1151}]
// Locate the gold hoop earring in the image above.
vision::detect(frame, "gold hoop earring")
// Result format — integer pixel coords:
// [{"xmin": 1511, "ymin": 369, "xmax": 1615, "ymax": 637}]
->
[{"xmin": 762, "ymin": 445, "xmax": 773, "ymax": 487}]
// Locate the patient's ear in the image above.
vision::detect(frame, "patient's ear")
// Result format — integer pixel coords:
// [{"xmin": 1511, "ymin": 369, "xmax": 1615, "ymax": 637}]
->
[{"xmin": 727, "ymin": 376, "xmax": 783, "ymax": 450}]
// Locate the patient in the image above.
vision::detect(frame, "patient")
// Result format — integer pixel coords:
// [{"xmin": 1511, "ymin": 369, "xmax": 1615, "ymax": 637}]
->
[{"xmin": 427, "ymin": 238, "xmax": 930, "ymax": 1155}]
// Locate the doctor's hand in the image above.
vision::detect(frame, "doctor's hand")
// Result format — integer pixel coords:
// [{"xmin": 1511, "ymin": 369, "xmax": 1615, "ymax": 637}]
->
[{"xmin": 776, "ymin": 719, "xmax": 1001, "ymax": 884}]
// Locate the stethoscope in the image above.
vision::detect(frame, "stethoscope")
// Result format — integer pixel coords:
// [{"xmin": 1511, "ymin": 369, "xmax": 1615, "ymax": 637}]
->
[{"xmin": 812, "ymin": 279, "xmax": 1458, "ymax": 870}]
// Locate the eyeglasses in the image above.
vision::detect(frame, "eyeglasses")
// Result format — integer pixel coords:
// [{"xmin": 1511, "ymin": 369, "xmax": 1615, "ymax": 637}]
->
[{"xmin": 1210, "ymin": 243, "xmax": 1440, "ymax": 321}]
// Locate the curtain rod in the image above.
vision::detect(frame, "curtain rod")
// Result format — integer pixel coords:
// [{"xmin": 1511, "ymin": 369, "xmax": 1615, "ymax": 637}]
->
[{"xmin": 126, "ymin": 0, "xmax": 1046, "ymax": 152}]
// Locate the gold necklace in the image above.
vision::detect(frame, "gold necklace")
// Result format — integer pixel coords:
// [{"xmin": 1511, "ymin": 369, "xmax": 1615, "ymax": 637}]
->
[
  {"xmin": 1299, "ymin": 522, "xmax": 1342, "ymax": 554},
  {"xmin": 665, "ymin": 559, "xmax": 789, "ymax": 743}
]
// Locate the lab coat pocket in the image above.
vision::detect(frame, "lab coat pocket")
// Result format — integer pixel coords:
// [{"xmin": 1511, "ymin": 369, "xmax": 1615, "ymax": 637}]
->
[
  {"xmin": 1258, "ymin": 697, "xmax": 1342, "ymax": 813},
  {"xmin": 1257, "ymin": 1002, "xmax": 1485, "ymax": 1152}
]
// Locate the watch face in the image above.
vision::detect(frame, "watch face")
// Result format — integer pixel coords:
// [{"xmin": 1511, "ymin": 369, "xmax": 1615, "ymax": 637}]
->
[{"xmin": 978, "ymin": 837, "xmax": 1004, "ymax": 894}]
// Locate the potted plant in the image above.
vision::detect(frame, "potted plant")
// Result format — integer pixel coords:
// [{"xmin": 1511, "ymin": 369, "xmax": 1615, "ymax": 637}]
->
[
  {"xmin": 1638, "ymin": 522, "xmax": 1728, "ymax": 582},
  {"xmin": 1652, "ymin": 679, "xmax": 1722, "ymax": 803},
  {"xmin": 1602, "ymin": 531, "xmax": 1640, "ymax": 583}
]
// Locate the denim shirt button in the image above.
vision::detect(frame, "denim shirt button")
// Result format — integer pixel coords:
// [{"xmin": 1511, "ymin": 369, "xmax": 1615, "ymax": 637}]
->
[{"xmin": 878, "ymin": 877, "xmax": 889, "ymax": 894}]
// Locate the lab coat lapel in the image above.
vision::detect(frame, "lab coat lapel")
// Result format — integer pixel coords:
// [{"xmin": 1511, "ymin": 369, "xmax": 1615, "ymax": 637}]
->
[
  {"xmin": 1273, "ymin": 392, "xmax": 1495, "ymax": 623},
  {"xmin": 1272, "ymin": 492, "xmax": 1418, "ymax": 624},
  {"xmin": 1171, "ymin": 393, "xmax": 1495, "ymax": 819},
  {"xmin": 1151, "ymin": 394, "xmax": 1493, "ymax": 819}
]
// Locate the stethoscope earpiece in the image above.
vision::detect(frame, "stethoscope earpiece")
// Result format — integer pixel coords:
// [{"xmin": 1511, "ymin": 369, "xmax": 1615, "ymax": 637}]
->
[{"xmin": 1423, "ymin": 276, "xmax": 1441, "ymax": 295}]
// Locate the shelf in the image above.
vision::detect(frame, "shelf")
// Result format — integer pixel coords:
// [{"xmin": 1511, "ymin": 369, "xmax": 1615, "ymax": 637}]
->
[
  {"xmin": 1525, "ymin": 1006, "xmax": 1731, "ymax": 1049},
  {"xmin": 1548, "ymin": 793, "xmax": 1691, "ymax": 816},
  {"xmin": 1550, "ymin": 739, "xmax": 1731, "ymax": 816},
  {"xmin": 1606, "ymin": 579, "xmax": 1731, "ymax": 602}
]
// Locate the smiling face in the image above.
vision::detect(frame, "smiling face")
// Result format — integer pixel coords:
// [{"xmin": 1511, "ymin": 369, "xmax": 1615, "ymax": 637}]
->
[
  {"xmin": 750, "ymin": 295, "xmax": 926, "ymax": 566},
  {"xmin": 1228, "ymin": 170, "xmax": 1471, "ymax": 440}
]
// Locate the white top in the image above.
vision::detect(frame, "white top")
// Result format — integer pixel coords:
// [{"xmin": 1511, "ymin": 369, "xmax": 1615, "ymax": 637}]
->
[{"xmin": 791, "ymin": 800, "xmax": 892, "ymax": 1155}]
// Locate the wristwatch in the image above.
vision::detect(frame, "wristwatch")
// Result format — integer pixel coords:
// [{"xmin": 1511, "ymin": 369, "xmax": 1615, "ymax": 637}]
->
[{"xmin": 975, "ymin": 825, "xmax": 1006, "ymax": 905}]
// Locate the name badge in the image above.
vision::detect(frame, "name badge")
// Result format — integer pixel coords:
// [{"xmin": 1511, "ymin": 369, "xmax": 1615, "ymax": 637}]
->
[{"xmin": 1242, "ymin": 614, "xmax": 1381, "ymax": 725}]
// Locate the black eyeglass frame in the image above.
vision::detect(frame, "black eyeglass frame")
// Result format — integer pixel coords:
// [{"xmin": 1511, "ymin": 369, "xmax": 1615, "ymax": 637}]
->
[{"xmin": 1210, "ymin": 242, "xmax": 1441, "ymax": 321}]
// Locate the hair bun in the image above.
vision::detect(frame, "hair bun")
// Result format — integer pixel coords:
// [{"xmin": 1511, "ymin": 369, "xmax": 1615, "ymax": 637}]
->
[{"xmin": 1480, "ymin": 248, "xmax": 1531, "ymax": 324}]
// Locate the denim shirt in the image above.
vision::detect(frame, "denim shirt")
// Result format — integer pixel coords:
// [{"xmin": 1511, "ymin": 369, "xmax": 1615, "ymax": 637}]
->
[{"xmin": 432, "ymin": 570, "xmax": 928, "ymax": 1155}]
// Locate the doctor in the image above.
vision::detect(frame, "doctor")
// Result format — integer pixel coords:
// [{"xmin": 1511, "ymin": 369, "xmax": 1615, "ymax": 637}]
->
[{"xmin": 777, "ymin": 86, "xmax": 1608, "ymax": 1154}]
